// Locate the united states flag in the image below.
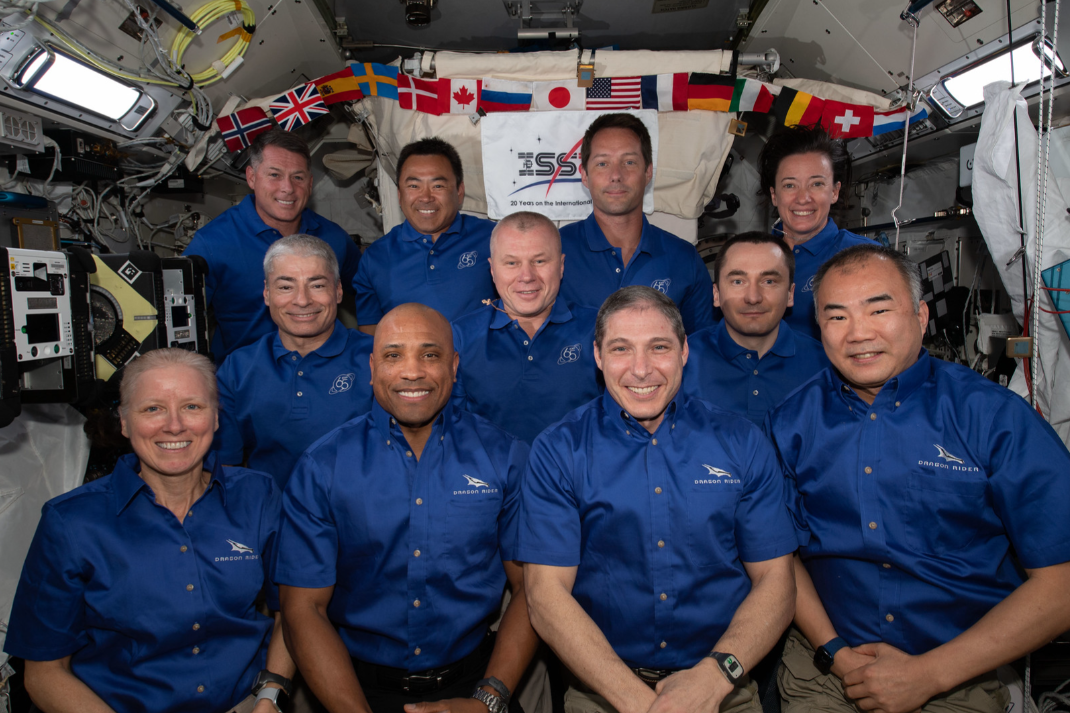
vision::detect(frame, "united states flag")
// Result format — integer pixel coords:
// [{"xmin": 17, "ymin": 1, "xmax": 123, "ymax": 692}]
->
[
  {"xmin": 586, "ymin": 77, "xmax": 642, "ymax": 110},
  {"xmin": 269, "ymin": 82, "xmax": 330, "ymax": 131}
]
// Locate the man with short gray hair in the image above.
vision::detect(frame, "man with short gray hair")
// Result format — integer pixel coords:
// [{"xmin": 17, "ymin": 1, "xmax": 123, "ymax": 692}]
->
[
  {"xmin": 451, "ymin": 211, "xmax": 601, "ymax": 444},
  {"xmin": 185, "ymin": 129, "xmax": 361, "ymax": 362},
  {"xmin": 767, "ymin": 243, "xmax": 1070, "ymax": 713},
  {"xmin": 214, "ymin": 233, "xmax": 373, "ymax": 487},
  {"xmin": 520, "ymin": 285, "xmax": 797, "ymax": 713}
]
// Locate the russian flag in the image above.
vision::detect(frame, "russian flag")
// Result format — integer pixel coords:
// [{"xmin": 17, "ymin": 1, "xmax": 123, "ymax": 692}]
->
[
  {"xmin": 872, "ymin": 104, "xmax": 929, "ymax": 135},
  {"xmin": 479, "ymin": 78, "xmax": 532, "ymax": 113}
]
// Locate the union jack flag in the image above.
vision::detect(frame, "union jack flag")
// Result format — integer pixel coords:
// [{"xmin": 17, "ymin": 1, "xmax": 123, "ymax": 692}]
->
[
  {"xmin": 269, "ymin": 82, "xmax": 330, "ymax": 131},
  {"xmin": 216, "ymin": 107, "xmax": 273, "ymax": 153}
]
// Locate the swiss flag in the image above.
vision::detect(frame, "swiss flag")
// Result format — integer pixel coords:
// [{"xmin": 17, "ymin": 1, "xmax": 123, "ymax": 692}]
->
[
  {"xmin": 447, "ymin": 79, "xmax": 481, "ymax": 114},
  {"xmin": 820, "ymin": 100, "xmax": 874, "ymax": 139},
  {"xmin": 532, "ymin": 80, "xmax": 586, "ymax": 111},
  {"xmin": 398, "ymin": 75, "xmax": 445, "ymax": 115}
]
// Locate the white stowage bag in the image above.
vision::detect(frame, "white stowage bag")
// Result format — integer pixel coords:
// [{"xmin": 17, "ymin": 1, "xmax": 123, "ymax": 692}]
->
[
  {"xmin": 0, "ymin": 405, "xmax": 90, "ymax": 666},
  {"xmin": 973, "ymin": 81, "xmax": 1070, "ymax": 445}
]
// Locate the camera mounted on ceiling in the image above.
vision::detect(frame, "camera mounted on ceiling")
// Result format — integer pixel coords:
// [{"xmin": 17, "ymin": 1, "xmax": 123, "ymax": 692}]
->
[{"xmin": 401, "ymin": 0, "xmax": 436, "ymax": 27}]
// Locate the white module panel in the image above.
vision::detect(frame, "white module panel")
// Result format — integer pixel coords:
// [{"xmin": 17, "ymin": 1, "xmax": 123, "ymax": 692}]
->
[{"xmin": 7, "ymin": 248, "xmax": 75, "ymax": 363}]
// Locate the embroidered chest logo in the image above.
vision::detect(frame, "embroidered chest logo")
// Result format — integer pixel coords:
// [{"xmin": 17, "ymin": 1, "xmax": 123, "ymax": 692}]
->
[
  {"xmin": 216, "ymin": 539, "xmax": 259, "ymax": 562},
  {"xmin": 454, "ymin": 473, "xmax": 499, "ymax": 496},
  {"xmin": 558, "ymin": 344, "xmax": 582, "ymax": 365},
  {"xmin": 918, "ymin": 444, "xmax": 980, "ymax": 472},
  {"xmin": 802, "ymin": 275, "xmax": 816, "ymax": 293},
  {"xmin": 329, "ymin": 373, "xmax": 356, "ymax": 394},
  {"xmin": 650, "ymin": 278, "xmax": 672, "ymax": 294},
  {"xmin": 695, "ymin": 464, "xmax": 741, "ymax": 485},
  {"xmin": 458, "ymin": 251, "xmax": 479, "ymax": 269}
]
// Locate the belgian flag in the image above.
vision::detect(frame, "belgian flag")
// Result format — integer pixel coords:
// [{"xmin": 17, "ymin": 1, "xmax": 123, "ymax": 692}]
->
[
  {"xmin": 772, "ymin": 87, "xmax": 825, "ymax": 127},
  {"xmin": 687, "ymin": 73, "xmax": 737, "ymax": 112}
]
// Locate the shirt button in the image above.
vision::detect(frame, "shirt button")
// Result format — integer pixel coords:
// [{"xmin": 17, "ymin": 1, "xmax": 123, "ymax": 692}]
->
[
  {"xmin": 615, "ymin": 268, "xmax": 621, "ymax": 273},
  {"xmin": 746, "ymin": 354, "xmax": 752, "ymax": 359},
  {"xmin": 869, "ymin": 522, "xmax": 878, "ymax": 530},
  {"xmin": 523, "ymin": 340, "xmax": 529, "ymax": 345},
  {"xmin": 406, "ymin": 450, "xmax": 413, "ymax": 457},
  {"xmin": 883, "ymin": 563, "xmax": 891, "ymax": 569},
  {"xmin": 870, "ymin": 413, "xmax": 877, "ymax": 420},
  {"xmin": 416, "ymin": 498, "xmax": 423, "ymax": 505},
  {"xmin": 192, "ymin": 647, "xmax": 200, "ymax": 654},
  {"xmin": 655, "ymin": 487, "xmax": 662, "ymax": 494},
  {"xmin": 186, "ymin": 584, "xmax": 194, "ymax": 591},
  {"xmin": 297, "ymin": 391, "xmax": 303, "ymax": 397},
  {"xmin": 192, "ymin": 622, "xmax": 200, "ymax": 630},
  {"xmin": 886, "ymin": 614, "xmax": 895, "ymax": 622},
  {"xmin": 430, "ymin": 249, "xmax": 434, "ymax": 254},
  {"xmin": 752, "ymin": 390, "xmax": 759, "ymax": 396},
  {"xmin": 864, "ymin": 467, "xmax": 872, "ymax": 474},
  {"xmin": 528, "ymin": 356, "xmax": 533, "ymax": 361},
  {"xmin": 657, "ymin": 540, "xmax": 665, "ymax": 548},
  {"xmin": 414, "ymin": 549, "xmax": 421, "ymax": 557},
  {"xmin": 430, "ymin": 265, "xmax": 436, "ymax": 270},
  {"xmin": 414, "ymin": 599, "xmax": 421, "ymax": 608},
  {"xmin": 415, "ymin": 647, "xmax": 422, "ymax": 655},
  {"xmin": 753, "ymin": 369, "xmax": 759, "ymax": 375},
  {"xmin": 895, "ymin": 401, "xmax": 901, "ymax": 407},
  {"xmin": 180, "ymin": 545, "xmax": 187, "ymax": 553},
  {"xmin": 291, "ymin": 355, "xmax": 297, "ymax": 361},
  {"xmin": 660, "ymin": 641, "xmax": 667, "ymax": 649},
  {"xmin": 652, "ymin": 438, "xmax": 658, "ymax": 445},
  {"xmin": 794, "ymin": 248, "xmax": 800, "ymax": 254},
  {"xmin": 298, "ymin": 371, "xmax": 303, "ymax": 376},
  {"xmin": 660, "ymin": 593, "xmax": 667, "ymax": 601},
  {"xmin": 423, "ymin": 238, "xmax": 427, "ymax": 243},
  {"xmin": 386, "ymin": 439, "xmax": 391, "ymax": 445},
  {"xmin": 187, "ymin": 510, "xmax": 193, "ymax": 517},
  {"xmin": 197, "ymin": 686, "xmax": 205, "ymax": 693}
]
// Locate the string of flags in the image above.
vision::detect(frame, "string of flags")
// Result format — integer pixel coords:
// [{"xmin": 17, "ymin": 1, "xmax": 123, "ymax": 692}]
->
[{"xmin": 215, "ymin": 61, "xmax": 929, "ymax": 153}]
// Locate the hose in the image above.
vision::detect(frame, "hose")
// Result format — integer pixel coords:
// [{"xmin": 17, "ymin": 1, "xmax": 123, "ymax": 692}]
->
[{"xmin": 170, "ymin": 0, "xmax": 255, "ymax": 88}]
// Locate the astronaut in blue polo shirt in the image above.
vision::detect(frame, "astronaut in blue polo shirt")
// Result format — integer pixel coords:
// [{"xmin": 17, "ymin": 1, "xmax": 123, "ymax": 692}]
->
[
  {"xmin": 276, "ymin": 303, "xmax": 537, "ymax": 713},
  {"xmin": 521, "ymin": 286, "xmax": 796, "ymax": 713},
  {"xmin": 684, "ymin": 232, "xmax": 828, "ymax": 426},
  {"xmin": 759, "ymin": 125, "xmax": 870, "ymax": 340},
  {"xmin": 185, "ymin": 129, "xmax": 362, "ymax": 362},
  {"xmin": 214, "ymin": 234, "xmax": 373, "ymax": 487},
  {"xmin": 452, "ymin": 211, "xmax": 600, "ymax": 444},
  {"xmin": 354, "ymin": 138, "xmax": 495, "ymax": 333},
  {"xmin": 767, "ymin": 244, "xmax": 1070, "ymax": 713},
  {"xmin": 558, "ymin": 114, "xmax": 714, "ymax": 334}
]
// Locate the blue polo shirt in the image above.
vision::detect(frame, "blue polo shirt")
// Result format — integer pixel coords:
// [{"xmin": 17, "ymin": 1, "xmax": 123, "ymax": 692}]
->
[
  {"xmin": 766, "ymin": 352, "xmax": 1070, "ymax": 656},
  {"xmin": 559, "ymin": 214, "xmax": 714, "ymax": 334},
  {"xmin": 776, "ymin": 218, "xmax": 871, "ymax": 340},
  {"xmin": 184, "ymin": 195, "xmax": 361, "ymax": 363},
  {"xmin": 4, "ymin": 453, "xmax": 280, "ymax": 713},
  {"xmin": 683, "ymin": 320, "xmax": 829, "ymax": 426},
  {"xmin": 451, "ymin": 299, "xmax": 601, "ymax": 444},
  {"xmin": 354, "ymin": 213, "xmax": 495, "ymax": 324},
  {"xmin": 214, "ymin": 321, "xmax": 374, "ymax": 487},
  {"xmin": 274, "ymin": 400, "xmax": 529, "ymax": 671},
  {"xmin": 517, "ymin": 390, "xmax": 797, "ymax": 669}
]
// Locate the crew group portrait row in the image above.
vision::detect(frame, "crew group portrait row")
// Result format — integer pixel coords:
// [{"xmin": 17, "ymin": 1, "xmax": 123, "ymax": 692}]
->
[{"xmin": 6, "ymin": 115, "xmax": 1070, "ymax": 713}]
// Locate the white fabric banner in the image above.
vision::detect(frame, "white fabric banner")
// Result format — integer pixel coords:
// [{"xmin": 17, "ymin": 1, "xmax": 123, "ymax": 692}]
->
[{"xmin": 480, "ymin": 110, "xmax": 659, "ymax": 221}]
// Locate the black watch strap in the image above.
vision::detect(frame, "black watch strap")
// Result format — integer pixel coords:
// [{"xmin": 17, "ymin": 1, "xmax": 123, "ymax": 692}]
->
[
  {"xmin": 252, "ymin": 669, "xmax": 293, "ymax": 698},
  {"xmin": 476, "ymin": 676, "xmax": 511, "ymax": 704}
]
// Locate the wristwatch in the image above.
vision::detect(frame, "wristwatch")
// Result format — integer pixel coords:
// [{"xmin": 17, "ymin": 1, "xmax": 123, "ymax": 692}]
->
[
  {"xmin": 472, "ymin": 687, "xmax": 508, "ymax": 713},
  {"xmin": 708, "ymin": 652, "xmax": 746, "ymax": 687},
  {"xmin": 251, "ymin": 669, "xmax": 293, "ymax": 698},
  {"xmin": 255, "ymin": 686, "xmax": 284, "ymax": 713},
  {"xmin": 814, "ymin": 637, "xmax": 848, "ymax": 675}
]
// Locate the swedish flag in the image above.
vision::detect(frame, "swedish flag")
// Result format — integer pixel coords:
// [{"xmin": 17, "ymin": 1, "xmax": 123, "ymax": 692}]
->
[{"xmin": 349, "ymin": 62, "xmax": 399, "ymax": 100}]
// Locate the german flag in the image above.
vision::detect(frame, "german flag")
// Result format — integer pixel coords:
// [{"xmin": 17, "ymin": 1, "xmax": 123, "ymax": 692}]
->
[
  {"xmin": 313, "ymin": 67, "xmax": 364, "ymax": 105},
  {"xmin": 772, "ymin": 87, "xmax": 825, "ymax": 127},
  {"xmin": 687, "ymin": 73, "xmax": 736, "ymax": 112}
]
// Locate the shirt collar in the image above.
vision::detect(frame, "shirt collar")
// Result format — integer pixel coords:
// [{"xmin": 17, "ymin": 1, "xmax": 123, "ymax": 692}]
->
[
  {"xmin": 112, "ymin": 451, "xmax": 226, "ymax": 515},
  {"xmin": 712, "ymin": 319, "xmax": 796, "ymax": 360},
  {"xmin": 400, "ymin": 211, "xmax": 464, "ymax": 242},
  {"xmin": 371, "ymin": 397, "xmax": 454, "ymax": 446},
  {"xmin": 599, "ymin": 387, "xmax": 681, "ymax": 440},
  {"xmin": 774, "ymin": 217, "xmax": 840, "ymax": 256},
  {"xmin": 830, "ymin": 348, "xmax": 931, "ymax": 407},
  {"xmin": 581, "ymin": 213, "xmax": 663, "ymax": 258},
  {"xmin": 272, "ymin": 320, "xmax": 348, "ymax": 361},
  {"xmin": 488, "ymin": 298, "xmax": 574, "ymax": 331},
  {"xmin": 238, "ymin": 194, "xmax": 320, "ymax": 236}
]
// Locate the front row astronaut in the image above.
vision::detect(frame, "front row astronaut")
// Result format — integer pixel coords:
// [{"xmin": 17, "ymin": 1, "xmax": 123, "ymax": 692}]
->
[{"xmin": 7, "ymin": 243, "xmax": 1070, "ymax": 713}]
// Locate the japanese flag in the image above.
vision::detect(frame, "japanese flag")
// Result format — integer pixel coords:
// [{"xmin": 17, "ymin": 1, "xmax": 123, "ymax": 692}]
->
[
  {"xmin": 531, "ymin": 80, "xmax": 586, "ymax": 111},
  {"xmin": 447, "ymin": 79, "xmax": 481, "ymax": 114}
]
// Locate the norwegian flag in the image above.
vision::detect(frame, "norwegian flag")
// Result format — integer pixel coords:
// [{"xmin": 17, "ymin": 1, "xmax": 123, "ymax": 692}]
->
[
  {"xmin": 398, "ymin": 74, "xmax": 445, "ymax": 115},
  {"xmin": 216, "ymin": 107, "xmax": 273, "ymax": 153},
  {"xmin": 586, "ymin": 77, "xmax": 643, "ymax": 110},
  {"xmin": 269, "ymin": 82, "xmax": 330, "ymax": 131}
]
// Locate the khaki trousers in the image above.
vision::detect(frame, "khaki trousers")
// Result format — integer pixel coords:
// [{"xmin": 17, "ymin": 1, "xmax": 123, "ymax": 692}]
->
[
  {"xmin": 564, "ymin": 678, "xmax": 762, "ymax": 713},
  {"xmin": 778, "ymin": 630, "xmax": 1010, "ymax": 713}
]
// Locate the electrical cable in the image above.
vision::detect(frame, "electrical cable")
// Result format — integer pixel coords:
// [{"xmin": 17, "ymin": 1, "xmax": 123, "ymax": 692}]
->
[{"xmin": 170, "ymin": 0, "xmax": 256, "ymax": 88}]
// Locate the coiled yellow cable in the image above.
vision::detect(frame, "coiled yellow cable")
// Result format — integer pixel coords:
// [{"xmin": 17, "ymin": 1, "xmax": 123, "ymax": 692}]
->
[{"xmin": 170, "ymin": 0, "xmax": 256, "ymax": 87}]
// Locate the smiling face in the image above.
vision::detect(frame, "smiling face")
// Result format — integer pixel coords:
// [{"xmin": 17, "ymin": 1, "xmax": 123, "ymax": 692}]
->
[
  {"xmin": 595, "ymin": 304, "xmax": 688, "ymax": 434},
  {"xmin": 490, "ymin": 224, "xmax": 565, "ymax": 322},
  {"xmin": 398, "ymin": 153, "xmax": 465, "ymax": 240},
  {"xmin": 770, "ymin": 152, "xmax": 841, "ymax": 244},
  {"xmin": 370, "ymin": 304, "xmax": 458, "ymax": 430},
  {"xmin": 246, "ymin": 146, "xmax": 312, "ymax": 235},
  {"xmin": 816, "ymin": 256, "xmax": 928, "ymax": 404},
  {"xmin": 580, "ymin": 127, "xmax": 653, "ymax": 218},
  {"xmin": 121, "ymin": 365, "xmax": 218, "ymax": 482},
  {"xmin": 264, "ymin": 253, "xmax": 342, "ymax": 353},
  {"xmin": 714, "ymin": 241, "xmax": 794, "ymax": 342}
]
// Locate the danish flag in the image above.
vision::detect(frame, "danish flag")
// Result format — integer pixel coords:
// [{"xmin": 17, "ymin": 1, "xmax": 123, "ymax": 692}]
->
[
  {"xmin": 398, "ymin": 74, "xmax": 445, "ymax": 115},
  {"xmin": 216, "ymin": 107, "xmax": 273, "ymax": 153},
  {"xmin": 269, "ymin": 82, "xmax": 330, "ymax": 131}
]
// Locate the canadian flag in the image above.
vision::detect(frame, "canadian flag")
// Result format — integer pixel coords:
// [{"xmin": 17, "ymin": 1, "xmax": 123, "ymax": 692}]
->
[
  {"xmin": 398, "ymin": 74, "xmax": 445, "ymax": 115},
  {"xmin": 447, "ymin": 79, "xmax": 481, "ymax": 114},
  {"xmin": 531, "ymin": 80, "xmax": 586, "ymax": 111}
]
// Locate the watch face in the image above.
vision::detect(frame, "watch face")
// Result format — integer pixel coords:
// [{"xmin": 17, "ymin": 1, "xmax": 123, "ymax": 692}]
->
[{"xmin": 724, "ymin": 655, "xmax": 744, "ymax": 678}]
